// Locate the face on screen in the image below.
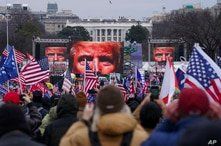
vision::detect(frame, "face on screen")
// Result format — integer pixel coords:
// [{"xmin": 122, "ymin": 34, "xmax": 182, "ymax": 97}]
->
[
  {"xmin": 154, "ymin": 48, "xmax": 174, "ymax": 62},
  {"xmin": 45, "ymin": 47, "xmax": 66, "ymax": 62},
  {"xmin": 72, "ymin": 42, "xmax": 121, "ymax": 75}
]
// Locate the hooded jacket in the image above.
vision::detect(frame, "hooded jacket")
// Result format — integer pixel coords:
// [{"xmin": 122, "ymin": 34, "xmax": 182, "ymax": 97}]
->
[
  {"xmin": 60, "ymin": 105, "xmax": 148, "ymax": 146},
  {"xmin": 43, "ymin": 94, "xmax": 78, "ymax": 146}
]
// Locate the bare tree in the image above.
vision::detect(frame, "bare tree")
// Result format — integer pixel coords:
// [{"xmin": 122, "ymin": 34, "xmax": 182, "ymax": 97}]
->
[
  {"xmin": 0, "ymin": 9, "xmax": 45, "ymax": 54},
  {"xmin": 152, "ymin": 9, "xmax": 221, "ymax": 59}
]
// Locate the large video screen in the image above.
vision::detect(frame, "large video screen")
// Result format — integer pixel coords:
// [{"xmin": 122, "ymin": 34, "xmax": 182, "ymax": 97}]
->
[
  {"xmin": 153, "ymin": 47, "xmax": 174, "ymax": 62},
  {"xmin": 45, "ymin": 47, "xmax": 68, "ymax": 76},
  {"xmin": 71, "ymin": 41, "xmax": 123, "ymax": 75}
]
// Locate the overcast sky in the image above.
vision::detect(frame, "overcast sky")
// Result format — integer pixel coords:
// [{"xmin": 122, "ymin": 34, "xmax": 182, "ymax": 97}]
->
[{"xmin": 0, "ymin": 0, "xmax": 217, "ymax": 19}]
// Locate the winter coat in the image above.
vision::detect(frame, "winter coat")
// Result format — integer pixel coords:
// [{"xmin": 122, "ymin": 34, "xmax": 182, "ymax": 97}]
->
[
  {"xmin": 23, "ymin": 102, "xmax": 42, "ymax": 133},
  {"xmin": 0, "ymin": 130, "xmax": 45, "ymax": 146},
  {"xmin": 60, "ymin": 113, "xmax": 148, "ymax": 146},
  {"xmin": 33, "ymin": 102, "xmax": 48, "ymax": 119},
  {"xmin": 141, "ymin": 116, "xmax": 209, "ymax": 146},
  {"xmin": 39, "ymin": 106, "xmax": 57, "ymax": 135},
  {"xmin": 43, "ymin": 94, "xmax": 78, "ymax": 146}
]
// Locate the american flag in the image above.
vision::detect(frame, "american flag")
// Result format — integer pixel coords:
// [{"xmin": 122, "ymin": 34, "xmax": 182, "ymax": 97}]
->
[
  {"xmin": 116, "ymin": 83, "xmax": 127, "ymax": 101},
  {"xmin": 142, "ymin": 80, "xmax": 150, "ymax": 94},
  {"xmin": 3, "ymin": 47, "xmax": 25, "ymax": 63},
  {"xmin": 62, "ymin": 70, "xmax": 73, "ymax": 93},
  {"xmin": 20, "ymin": 57, "xmax": 50, "ymax": 85},
  {"xmin": 185, "ymin": 45, "xmax": 221, "ymax": 104},
  {"xmin": 217, "ymin": 56, "xmax": 221, "ymax": 68},
  {"xmin": 129, "ymin": 80, "xmax": 136, "ymax": 94},
  {"xmin": 85, "ymin": 60, "xmax": 97, "ymax": 96},
  {"xmin": 0, "ymin": 84, "xmax": 8, "ymax": 96}
]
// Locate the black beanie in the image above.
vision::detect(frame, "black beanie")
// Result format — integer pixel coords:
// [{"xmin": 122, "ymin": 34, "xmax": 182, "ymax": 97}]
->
[{"xmin": 0, "ymin": 103, "xmax": 30, "ymax": 137}]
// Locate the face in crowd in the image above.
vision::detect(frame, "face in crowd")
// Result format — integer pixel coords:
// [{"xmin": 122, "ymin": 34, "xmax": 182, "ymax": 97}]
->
[
  {"xmin": 72, "ymin": 42, "xmax": 121, "ymax": 75},
  {"xmin": 45, "ymin": 47, "xmax": 66, "ymax": 62}
]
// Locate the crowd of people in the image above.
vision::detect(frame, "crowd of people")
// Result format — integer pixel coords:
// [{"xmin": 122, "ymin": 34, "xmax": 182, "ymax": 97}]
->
[{"xmin": 0, "ymin": 82, "xmax": 221, "ymax": 146}]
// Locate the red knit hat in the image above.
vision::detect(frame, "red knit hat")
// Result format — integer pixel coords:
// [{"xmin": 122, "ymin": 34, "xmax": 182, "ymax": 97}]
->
[
  {"xmin": 3, "ymin": 92, "xmax": 21, "ymax": 105},
  {"xmin": 178, "ymin": 88, "xmax": 209, "ymax": 116}
]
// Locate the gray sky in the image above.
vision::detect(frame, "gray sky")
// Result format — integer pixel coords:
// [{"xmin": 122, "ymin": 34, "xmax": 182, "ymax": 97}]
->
[{"xmin": 0, "ymin": 0, "xmax": 217, "ymax": 19}]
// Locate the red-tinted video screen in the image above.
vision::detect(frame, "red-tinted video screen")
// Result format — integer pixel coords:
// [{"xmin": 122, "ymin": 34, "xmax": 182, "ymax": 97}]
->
[
  {"xmin": 154, "ymin": 47, "xmax": 174, "ymax": 62},
  {"xmin": 45, "ymin": 47, "xmax": 67, "ymax": 62},
  {"xmin": 71, "ymin": 41, "xmax": 123, "ymax": 75},
  {"xmin": 45, "ymin": 46, "xmax": 67, "ymax": 76}
]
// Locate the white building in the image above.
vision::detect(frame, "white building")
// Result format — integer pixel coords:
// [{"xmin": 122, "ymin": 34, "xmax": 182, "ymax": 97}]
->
[
  {"xmin": 66, "ymin": 18, "xmax": 152, "ymax": 42},
  {"xmin": 42, "ymin": 10, "xmax": 80, "ymax": 34}
]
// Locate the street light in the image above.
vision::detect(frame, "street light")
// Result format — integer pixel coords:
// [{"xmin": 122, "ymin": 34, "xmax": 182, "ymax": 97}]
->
[{"xmin": 0, "ymin": 10, "xmax": 10, "ymax": 51}]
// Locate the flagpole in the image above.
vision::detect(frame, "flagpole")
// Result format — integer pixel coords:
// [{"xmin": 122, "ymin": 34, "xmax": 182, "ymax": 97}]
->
[
  {"xmin": 135, "ymin": 66, "xmax": 138, "ymax": 88},
  {"xmin": 6, "ymin": 7, "xmax": 10, "ymax": 91},
  {"xmin": 83, "ymin": 59, "xmax": 86, "ymax": 93},
  {"xmin": 12, "ymin": 47, "xmax": 23, "ymax": 94}
]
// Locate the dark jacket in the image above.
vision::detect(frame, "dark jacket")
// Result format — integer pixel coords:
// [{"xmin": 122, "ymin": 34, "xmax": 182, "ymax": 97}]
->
[
  {"xmin": 33, "ymin": 102, "xmax": 48, "ymax": 119},
  {"xmin": 0, "ymin": 130, "xmax": 45, "ymax": 146},
  {"xmin": 141, "ymin": 116, "xmax": 209, "ymax": 146},
  {"xmin": 22, "ymin": 102, "xmax": 43, "ymax": 142},
  {"xmin": 43, "ymin": 94, "xmax": 78, "ymax": 146}
]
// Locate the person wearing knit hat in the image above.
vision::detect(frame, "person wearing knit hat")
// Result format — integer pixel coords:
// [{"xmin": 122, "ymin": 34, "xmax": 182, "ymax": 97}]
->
[
  {"xmin": 178, "ymin": 88, "xmax": 209, "ymax": 116},
  {"xmin": 0, "ymin": 103, "xmax": 44, "ymax": 146},
  {"xmin": 142, "ymin": 88, "xmax": 211, "ymax": 146},
  {"xmin": 3, "ymin": 91, "xmax": 21, "ymax": 105},
  {"xmin": 60, "ymin": 85, "xmax": 148, "ymax": 146}
]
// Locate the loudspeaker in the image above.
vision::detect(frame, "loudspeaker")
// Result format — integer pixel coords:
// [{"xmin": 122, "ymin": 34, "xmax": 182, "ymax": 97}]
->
[{"xmin": 35, "ymin": 43, "xmax": 40, "ymax": 60}]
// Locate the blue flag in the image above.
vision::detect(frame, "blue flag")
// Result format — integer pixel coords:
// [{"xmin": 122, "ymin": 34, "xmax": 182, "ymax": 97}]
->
[
  {"xmin": 176, "ymin": 68, "xmax": 185, "ymax": 90},
  {"xmin": 0, "ymin": 47, "xmax": 18, "ymax": 84},
  {"xmin": 137, "ymin": 69, "xmax": 142, "ymax": 81}
]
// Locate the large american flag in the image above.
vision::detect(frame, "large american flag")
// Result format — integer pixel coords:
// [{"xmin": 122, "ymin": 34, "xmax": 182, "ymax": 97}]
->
[
  {"xmin": 85, "ymin": 61, "xmax": 97, "ymax": 96},
  {"xmin": 185, "ymin": 45, "xmax": 221, "ymax": 104},
  {"xmin": 217, "ymin": 56, "xmax": 221, "ymax": 68},
  {"xmin": 3, "ymin": 48, "xmax": 25, "ymax": 63},
  {"xmin": 20, "ymin": 57, "xmax": 50, "ymax": 85},
  {"xmin": 62, "ymin": 70, "xmax": 73, "ymax": 93}
]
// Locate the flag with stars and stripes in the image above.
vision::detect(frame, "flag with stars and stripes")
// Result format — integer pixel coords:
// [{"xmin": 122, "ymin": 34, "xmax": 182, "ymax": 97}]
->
[
  {"xmin": 184, "ymin": 44, "xmax": 221, "ymax": 104},
  {"xmin": 217, "ymin": 56, "xmax": 221, "ymax": 68},
  {"xmin": 2, "ymin": 45, "xmax": 25, "ymax": 64},
  {"xmin": 62, "ymin": 70, "xmax": 73, "ymax": 93},
  {"xmin": 20, "ymin": 57, "xmax": 49, "ymax": 85},
  {"xmin": 85, "ymin": 60, "xmax": 98, "ymax": 96}
]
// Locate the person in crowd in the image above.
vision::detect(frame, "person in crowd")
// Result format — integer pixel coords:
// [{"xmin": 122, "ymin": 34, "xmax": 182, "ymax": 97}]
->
[
  {"xmin": 60, "ymin": 85, "xmax": 148, "ymax": 146},
  {"xmin": 72, "ymin": 41, "xmax": 121, "ymax": 75},
  {"xmin": 75, "ymin": 91, "xmax": 87, "ymax": 119},
  {"xmin": 87, "ymin": 88, "xmax": 97, "ymax": 103},
  {"xmin": 141, "ymin": 88, "xmax": 217, "ymax": 146},
  {"xmin": 139, "ymin": 102, "xmax": 163, "ymax": 133},
  {"xmin": 0, "ymin": 103, "xmax": 45, "ymax": 146},
  {"xmin": 3, "ymin": 91, "xmax": 42, "ymax": 139},
  {"xmin": 178, "ymin": 120, "xmax": 221, "ymax": 146},
  {"xmin": 32, "ymin": 90, "xmax": 48, "ymax": 119},
  {"xmin": 39, "ymin": 94, "xmax": 61, "ymax": 135},
  {"xmin": 43, "ymin": 94, "xmax": 79, "ymax": 146},
  {"xmin": 132, "ymin": 93, "xmax": 164, "ymax": 133}
]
